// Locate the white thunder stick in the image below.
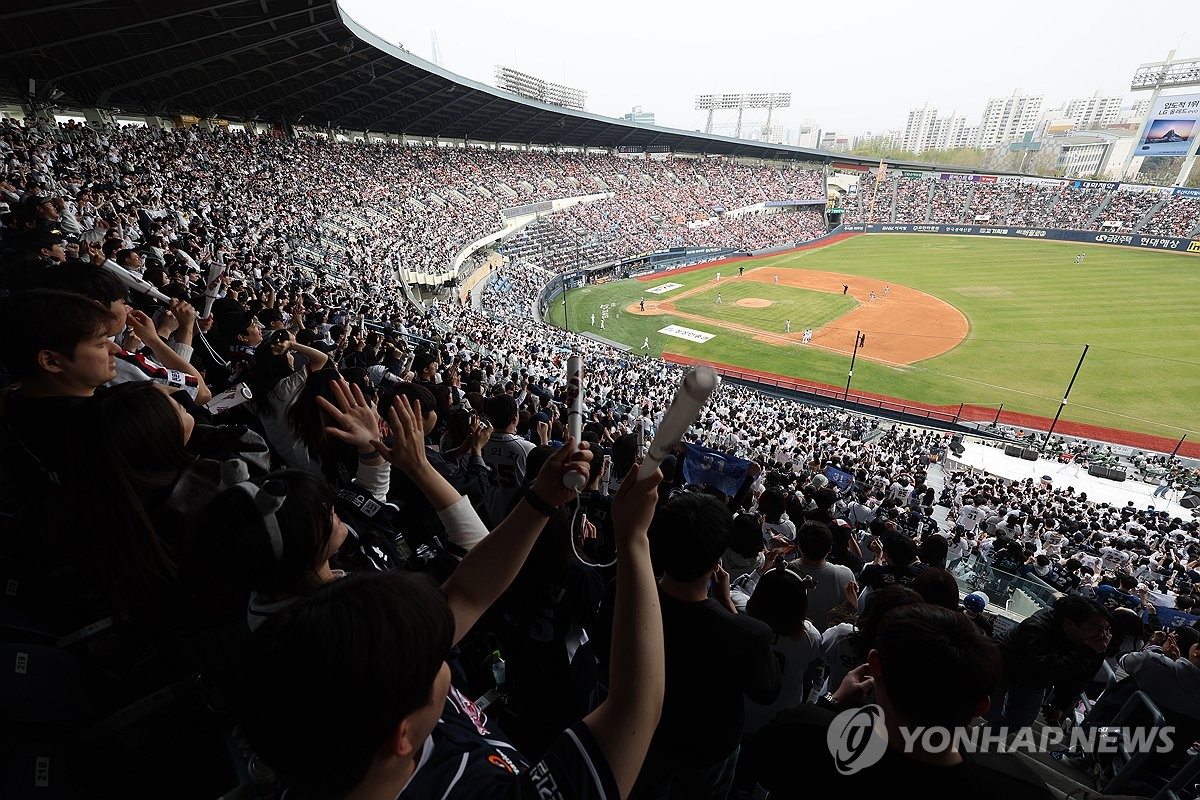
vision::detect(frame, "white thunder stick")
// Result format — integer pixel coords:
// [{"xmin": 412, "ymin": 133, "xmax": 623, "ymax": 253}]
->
[
  {"xmin": 637, "ymin": 365, "xmax": 720, "ymax": 481},
  {"xmin": 201, "ymin": 258, "xmax": 227, "ymax": 319},
  {"xmin": 562, "ymin": 355, "xmax": 587, "ymax": 490},
  {"xmin": 101, "ymin": 259, "xmax": 171, "ymax": 304}
]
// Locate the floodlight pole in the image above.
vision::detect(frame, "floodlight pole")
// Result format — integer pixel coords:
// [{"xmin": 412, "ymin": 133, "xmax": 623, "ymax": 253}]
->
[
  {"xmin": 1121, "ymin": 49, "xmax": 1175, "ymax": 180},
  {"xmin": 1119, "ymin": 49, "xmax": 1200, "ymax": 182},
  {"xmin": 1169, "ymin": 434, "xmax": 1186, "ymax": 459},
  {"xmin": 561, "ymin": 273, "xmax": 570, "ymax": 332},
  {"xmin": 1041, "ymin": 344, "xmax": 1089, "ymax": 454},
  {"xmin": 843, "ymin": 330, "xmax": 862, "ymax": 404},
  {"xmin": 1176, "ymin": 129, "xmax": 1200, "ymax": 187}
]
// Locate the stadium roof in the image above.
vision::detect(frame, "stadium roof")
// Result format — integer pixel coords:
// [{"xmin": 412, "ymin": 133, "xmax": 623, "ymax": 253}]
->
[{"xmin": 1, "ymin": 0, "xmax": 994, "ymax": 172}]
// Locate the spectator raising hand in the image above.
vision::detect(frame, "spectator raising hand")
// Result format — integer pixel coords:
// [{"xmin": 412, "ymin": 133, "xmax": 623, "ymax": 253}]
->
[{"xmin": 372, "ymin": 394, "xmax": 438, "ymax": 482}]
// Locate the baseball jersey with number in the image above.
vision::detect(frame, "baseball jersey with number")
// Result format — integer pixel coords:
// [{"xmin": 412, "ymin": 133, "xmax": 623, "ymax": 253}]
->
[
  {"xmin": 956, "ymin": 504, "xmax": 985, "ymax": 533},
  {"xmin": 482, "ymin": 432, "xmax": 536, "ymax": 525}
]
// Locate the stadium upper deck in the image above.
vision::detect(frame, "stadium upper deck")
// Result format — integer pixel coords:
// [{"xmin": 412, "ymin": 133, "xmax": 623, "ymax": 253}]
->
[{"xmin": 1, "ymin": 0, "xmax": 994, "ymax": 172}]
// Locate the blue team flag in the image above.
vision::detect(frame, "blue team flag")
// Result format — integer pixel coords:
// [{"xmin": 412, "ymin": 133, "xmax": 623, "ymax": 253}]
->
[
  {"xmin": 682, "ymin": 442, "xmax": 752, "ymax": 497},
  {"xmin": 823, "ymin": 466, "xmax": 854, "ymax": 492},
  {"xmin": 1149, "ymin": 606, "xmax": 1200, "ymax": 629}
]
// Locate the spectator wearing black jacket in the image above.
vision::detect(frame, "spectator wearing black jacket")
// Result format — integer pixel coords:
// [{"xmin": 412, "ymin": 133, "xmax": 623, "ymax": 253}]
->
[
  {"xmin": 988, "ymin": 596, "xmax": 1111, "ymax": 728},
  {"xmin": 600, "ymin": 490, "xmax": 781, "ymax": 800}
]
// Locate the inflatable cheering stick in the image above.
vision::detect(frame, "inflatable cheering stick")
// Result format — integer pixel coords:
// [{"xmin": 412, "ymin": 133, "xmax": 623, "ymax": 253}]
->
[
  {"xmin": 201, "ymin": 258, "xmax": 227, "ymax": 319},
  {"xmin": 101, "ymin": 259, "xmax": 171, "ymax": 304},
  {"xmin": 637, "ymin": 365, "xmax": 720, "ymax": 481},
  {"xmin": 562, "ymin": 355, "xmax": 587, "ymax": 490}
]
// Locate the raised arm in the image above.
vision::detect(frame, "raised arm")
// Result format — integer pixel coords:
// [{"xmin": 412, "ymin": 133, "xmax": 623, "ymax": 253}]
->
[
  {"xmin": 317, "ymin": 380, "xmax": 389, "ymax": 500},
  {"xmin": 583, "ymin": 466, "xmax": 665, "ymax": 800},
  {"xmin": 438, "ymin": 438, "xmax": 591, "ymax": 643},
  {"xmin": 286, "ymin": 338, "xmax": 329, "ymax": 372},
  {"xmin": 167, "ymin": 298, "xmax": 197, "ymax": 351},
  {"xmin": 369, "ymin": 395, "xmax": 488, "ymax": 550},
  {"xmin": 126, "ymin": 308, "xmax": 212, "ymax": 404}
]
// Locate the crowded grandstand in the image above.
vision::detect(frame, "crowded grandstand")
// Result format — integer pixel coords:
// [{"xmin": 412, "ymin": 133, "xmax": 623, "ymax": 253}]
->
[
  {"xmin": 4, "ymin": 4, "xmax": 1200, "ymax": 800},
  {"xmin": 847, "ymin": 171, "xmax": 1200, "ymax": 236}
]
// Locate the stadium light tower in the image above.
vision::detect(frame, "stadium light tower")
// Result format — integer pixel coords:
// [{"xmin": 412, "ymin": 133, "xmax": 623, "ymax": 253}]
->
[
  {"xmin": 695, "ymin": 92, "xmax": 791, "ymax": 139},
  {"xmin": 496, "ymin": 65, "xmax": 587, "ymax": 111},
  {"xmin": 1120, "ymin": 49, "xmax": 1200, "ymax": 185}
]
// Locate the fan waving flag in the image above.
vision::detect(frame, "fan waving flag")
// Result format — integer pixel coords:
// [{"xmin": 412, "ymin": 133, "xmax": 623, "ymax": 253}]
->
[
  {"xmin": 823, "ymin": 466, "xmax": 855, "ymax": 493},
  {"xmin": 682, "ymin": 442, "xmax": 752, "ymax": 497}
]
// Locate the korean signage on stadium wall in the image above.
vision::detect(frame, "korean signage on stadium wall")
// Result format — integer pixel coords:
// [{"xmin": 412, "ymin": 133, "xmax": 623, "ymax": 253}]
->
[
  {"xmin": 848, "ymin": 223, "xmax": 1199, "ymax": 254},
  {"xmin": 1174, "ymin": 187, "xmax": 1200, "ymax": 198},
  {"xmin": 1137, "ymin": 93, "xmax": 1200, "ymax": 157},
  {"xmin": 1021, "ymin": 176, "xmax": 1068, "ymax": 187},
  {"xmin": 939, "ymin": 173, "xmax": 998, "ymax": 183},
  {"xmin": 1072, "ymin": 180, "xmax": 1120, "ymax": 191},
  {"xmin": 765, "ymin": 198, "xmax": 827, "ymax": 207}
]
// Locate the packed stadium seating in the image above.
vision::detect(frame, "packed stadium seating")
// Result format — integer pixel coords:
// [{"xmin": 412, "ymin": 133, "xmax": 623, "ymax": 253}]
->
[
  {"xmin": 846, "ymin": 172, "xmax": 1200, "ymax": 236},
  {"xmin": 4, "ymin": 116, "xmax": 1200, "ymax": 799}
]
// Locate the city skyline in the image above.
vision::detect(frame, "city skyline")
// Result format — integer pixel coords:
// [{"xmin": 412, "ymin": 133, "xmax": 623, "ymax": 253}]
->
[{"xmin": 340, "ymin": 0, "xmax": 1197, "ymax": 144}]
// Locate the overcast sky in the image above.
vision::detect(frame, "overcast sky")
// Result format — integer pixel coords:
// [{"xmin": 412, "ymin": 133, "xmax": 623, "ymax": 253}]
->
[{"xmin": 340, "ymin": 0, "xmax": 1198, "ymax": 140}]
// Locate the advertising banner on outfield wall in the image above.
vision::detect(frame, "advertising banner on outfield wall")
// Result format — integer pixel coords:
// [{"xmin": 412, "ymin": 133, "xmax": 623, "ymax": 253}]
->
[
  {"xmin": 765, "ymin": 199, "xmax": 829, "ymax": 206},
  {"xmin": 940, "ymin": 173, "xmax": 999, "ymax": 183},
  {"xmin": 1137, "ymin": 93, "xmax": 1200, "ymax": 157},
  {"xmin": 1119, "ymin": 183, "xmax": 1173, "ymax": 195},
  {"xmin": 1072, "ymin": 180, "xmax": 1120, "ymax": 191},
  {"xmin": 1174, "ymin": 187, "xmax": 1200, "ymax": 198},
  {"xmin": 1021, "ymin": 176, "xmax": 1068, "ymax": 187},
  {"xmin": 850, "ymin": 223, "xmax": 1199, "ymax": 253}
]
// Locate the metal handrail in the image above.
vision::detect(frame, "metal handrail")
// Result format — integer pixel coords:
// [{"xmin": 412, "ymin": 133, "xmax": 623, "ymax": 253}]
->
[{"xmin": 1105, "ymin": 690, "xmax": 1168, "ymax": 794}]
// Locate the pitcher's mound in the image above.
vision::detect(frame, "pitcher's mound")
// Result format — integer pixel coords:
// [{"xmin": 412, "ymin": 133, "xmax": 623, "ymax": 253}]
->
[{"xmin": 736, "ymin": 298, "xmax": 772, "ymax": 308}]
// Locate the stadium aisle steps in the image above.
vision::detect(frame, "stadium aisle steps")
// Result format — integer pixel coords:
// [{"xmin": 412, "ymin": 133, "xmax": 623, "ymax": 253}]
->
[
  {"xmin": 1085, "ymin": 197, "xmax": 1109, "ymax": 230},
  {"xmin": 1008, "ymin": 720, "xmax": 1105, "ymax": 799},
  {"xmin": 1134, "ymin": 194, "xmax": 1170, "ymax": 234},
  {"xmin": 1010, "ymin": 748, "xmax": 1117, "ymax": 800}
]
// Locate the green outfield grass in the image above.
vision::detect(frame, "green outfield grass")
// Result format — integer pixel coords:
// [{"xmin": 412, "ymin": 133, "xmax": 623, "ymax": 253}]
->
[{"xmin": 545, "ymin": 235, "xmax": 1200, "ymax": 441}]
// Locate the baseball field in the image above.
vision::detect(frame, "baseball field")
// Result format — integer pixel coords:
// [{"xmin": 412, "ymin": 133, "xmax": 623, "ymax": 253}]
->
[{"xmin": 545, "ymin": 234, "xmax": 1200, "ymax": 446}]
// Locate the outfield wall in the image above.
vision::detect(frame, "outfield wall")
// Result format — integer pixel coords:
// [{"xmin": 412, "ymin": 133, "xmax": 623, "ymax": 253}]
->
[{"xmin": 838, "ymin": 223, "xmax": 1200, "ymax": 255}]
